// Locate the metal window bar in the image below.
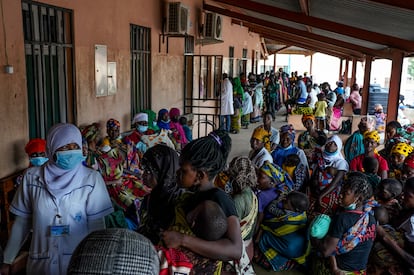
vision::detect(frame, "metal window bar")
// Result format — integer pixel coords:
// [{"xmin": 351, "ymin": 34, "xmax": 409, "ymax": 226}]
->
[
  {"xmin": 184, "ymin": 55, "xmax": 222, "ymax": 139},
  {"xmin": 130, "ymin": 24, "xmax": 151, "ymax": 117},
  {"xmin": 22, "ymin": 1, "xmax": 74, "ymax": 138}
]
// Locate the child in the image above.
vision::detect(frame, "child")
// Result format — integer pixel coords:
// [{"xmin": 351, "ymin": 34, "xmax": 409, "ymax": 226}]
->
[
  {"xmin": 312, "ymin": 172, "xmax": 376, "ymax": 274},
  {"xmin": 314, "ymin": 93, "xmax": 327, "ymax": 131},
  {"xmin": 389, "ymin": 142, "xmax": 413, "ymax": 180},
  {"xmin": 179, "ymin": 116, "xmax": 193, "ymax": 143},
  {"xmin": 254, "ymin": 161, "xmax": 294, "ymax": 236},
  {"xmin": 282, "ymin": 154, "xmax": 308, "ymax": 192},
  {"xmin": 254, "ymin": 191, "xmax": 310, "ymax": 271},
  {"xmin": 169, "ymin": 107, "xmax": 188, "ymax": 149},
  {"xmin": 374, "ymin": 178, "xmax": 414, "ymax": 273},
  {"xmin": 362, "ymin": 156, "xmax": 381, "ymax": 192},
  {"xmin": 376, "ymin": 178, "xmax": 403, "ymax": 226},
  {"xmin": 186, "ymin": 200, "xmax": 228, "ymax": 241}
]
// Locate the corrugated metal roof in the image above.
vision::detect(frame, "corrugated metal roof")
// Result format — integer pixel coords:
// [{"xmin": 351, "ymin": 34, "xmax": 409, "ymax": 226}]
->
[{"xmin": 204, "ymin": 0, "xmax": 414, "ymax": 59}]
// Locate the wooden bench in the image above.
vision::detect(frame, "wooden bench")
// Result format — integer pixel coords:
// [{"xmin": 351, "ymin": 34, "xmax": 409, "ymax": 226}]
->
[{"xmin": 0, "ymin": 170, "xmax": 28, "ymax": 274}]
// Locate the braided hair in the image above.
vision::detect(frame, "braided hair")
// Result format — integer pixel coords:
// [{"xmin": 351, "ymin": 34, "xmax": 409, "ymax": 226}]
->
[
  {"xmin": 343, "ymin": 172, "xmax": 373, "ymax": 203},
  {"xmin": 180, "ymin": 130, "xmax": 231, "ymax": 180}
]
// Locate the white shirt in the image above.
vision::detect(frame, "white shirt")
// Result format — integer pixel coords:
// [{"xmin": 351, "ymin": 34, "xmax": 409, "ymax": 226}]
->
[
  {"xmin": 221, "ymin": 78, "xmax": 234, "ymax": 115},
  {"xmin": 249, "ymin": 147, "xmax": 273, "ymax": 168},
  {"xmin": 9, "ymin": 166, "xmax": 113, "ymax": 275},
  {"xmin": 308, "ymin": 88, "xmax": 318, "ymax": 109},
  {"xmin": 242, "ymin": 91, "xmax": 253, "ymax": 115}
]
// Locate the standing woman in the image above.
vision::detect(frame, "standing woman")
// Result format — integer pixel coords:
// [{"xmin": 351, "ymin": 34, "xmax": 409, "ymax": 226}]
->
[
  {"xmin": 231, "ymin": 77, "xmax": 244, "ymax": 134},
  {"xmin": 1, "ymin": 123, "xmax": 113, "ymax": 275},
  {"xmin": 162, "ymin": 130, "xmax": 247, "ymax": 273}
]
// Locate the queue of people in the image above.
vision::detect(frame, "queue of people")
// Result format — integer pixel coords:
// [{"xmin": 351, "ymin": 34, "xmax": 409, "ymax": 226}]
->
[{"xmin": 2, "ymin": 82, "xmax": 414, "ymax": 275}]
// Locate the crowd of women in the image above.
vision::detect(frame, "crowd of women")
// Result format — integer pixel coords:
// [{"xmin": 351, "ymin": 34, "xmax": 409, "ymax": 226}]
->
[{"xmin": 2, "ymin": 88, "xmax": 414, "ymax": 274}]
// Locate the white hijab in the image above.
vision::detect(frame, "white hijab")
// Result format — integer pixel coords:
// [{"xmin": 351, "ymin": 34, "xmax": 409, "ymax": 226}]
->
[
  {"xmin": 322, "ymin": 135, "xmax": 349, "ymax": 171},
  {"xmin": 44, "ymin": 123, "xmax": 88, "ymax": 199}
]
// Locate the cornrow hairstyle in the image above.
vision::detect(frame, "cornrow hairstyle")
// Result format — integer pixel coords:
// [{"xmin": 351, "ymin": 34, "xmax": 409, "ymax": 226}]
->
[
  {"xmin": 287, "ymin": 191, "xmax": 309, "ymax": 212},
  {"xmin": 405, "ymin": 177, "xmax": 414, "ymax": 195},
  {"xmin": 343, "ymin": 172, "xmax": 373, "ymax": 202},
  {"xmin": 180, "ymin": 130, "xmax": 231, "ymax": 180},
  {"xmin": 380, "ymin": 178, "xmax": 403, "ymax": 198}
]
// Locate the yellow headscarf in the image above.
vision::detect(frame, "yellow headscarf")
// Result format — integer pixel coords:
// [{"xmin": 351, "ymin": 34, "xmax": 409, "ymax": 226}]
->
[
  {"xmin": 251, "ymin": 127, "xmax": 270, "ymax": 144},
  {"xmin": 301, "ymin": 114, "xmax": 315, "ymax": 124},
  {"xmin": 363, "ymin": 130, "xmax": 380, "ymax": 143}
]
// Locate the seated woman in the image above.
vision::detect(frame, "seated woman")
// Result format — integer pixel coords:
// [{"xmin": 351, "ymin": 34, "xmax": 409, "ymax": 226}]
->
[
  {"xmin": 311, "ymin": 172, "xmax": 376, "ymax": 275},
  {"xmin": 350, "ymin": 130, "xmax": 389, "ymax": 179},
  {"xmin": 388, "ymin": 142, "xmax": 414, "ymax": 180},
  {"xmin": 297, "ymin": 114, "xmax": 327, "ymax": 160},
  {"xmin": 309, "ymin": 135, "xmax": 349, "ymax": 216},
  {"xmin": 169, "ymin": 107, "xmax": 188, "ymax": 149},
  {"xmin": 215, "ymin": 156, "xmax": 258, "ymax": 260},
  {"xmin": 79, "ymin": 123, "xmax": 101, "ymax": 171},
  {"xmin": 161, "ymin": 130, "xmax": 253, "ymax": 274},
  {"xmin": 344, "ymin": 116, "xmax": 375, "ymax": 163},
  {"xmin": 379, "ymin": 120, "xmax": 402, "ymax": 161},
  {"xmin": 271, "ymin": 124, "xmax": 308, "ymax": 170},
  {"xmin": 98, "ymin": 118, "xmax": 150, "ymax": 229},
  {"xmin": 253, "ymin": 111, "xmax": 280, "ymax": 152},
  {"xmin": 249, "ymin": 126, "xmax": 273, "ymax": 168},
  {"xmin": 139, "ymin": 144, "xmax": 182, "ymax": 244},
  {"xmin": 254, "ymin": 191, "xmax": 310, "ymax": 271},
  {"xmin": 123, "ymin": 112, "xmax": 155, "ymax": 156}
]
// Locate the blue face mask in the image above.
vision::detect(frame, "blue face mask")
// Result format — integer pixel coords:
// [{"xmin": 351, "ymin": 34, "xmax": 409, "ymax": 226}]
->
[
  {"xmin": 344, "ymin": 202, "xmax": 357, "ymax": 210},
  {"xmin": 55, "ymin": 149, "xmax": 84, "ymax": 170},
  {"xmin": 137, "ymin": 125, "xmax": 148, "ymax": 133},
  {"xmin": 30, "ymin": 157, "xmax": 49, "ymax": 167}
]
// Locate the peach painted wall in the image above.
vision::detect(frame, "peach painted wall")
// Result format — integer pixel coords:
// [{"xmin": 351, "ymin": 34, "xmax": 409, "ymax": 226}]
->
[{"xmin": 0, "ymin": 0, "xmax": 260, "ymax": 177}]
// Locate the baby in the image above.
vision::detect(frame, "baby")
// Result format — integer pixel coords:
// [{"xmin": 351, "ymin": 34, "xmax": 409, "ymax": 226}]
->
[
  {"xmin": 186, "ymin": 200, "xmax": 228, "ymax": 241},
  {"xmin": 282, "ymin": 154, "xmax": 308, "ymax": 191},
  {"xmin": 362, "ymin": 156, "xmax": 381, "ymax": 192},
  {"xmin": 376, "ymin": 178, "xmax": 403, "ymax": 226}
]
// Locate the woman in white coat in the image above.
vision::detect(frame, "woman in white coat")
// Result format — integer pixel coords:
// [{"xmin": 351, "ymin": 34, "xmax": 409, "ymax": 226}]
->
[{"xmin": 1, "ymin": 123, "xmax": 114, "ymax": 275}]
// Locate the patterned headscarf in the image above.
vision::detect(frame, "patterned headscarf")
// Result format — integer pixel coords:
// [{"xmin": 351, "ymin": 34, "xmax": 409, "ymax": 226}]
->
[
  {"xmin": 280, "ymin": 124, "xmax": 296, "ymax": 143},
  {"xmin": 106, "ymin": 118, "xmax": 120, "ymax": 130},
  {"xmin": 79, "ymin": 123, "xmax": 100, "ymax": 142},
  {"xmin": 391, "ymin": 142, "xmax": 413, "ymax": 157},
  {"xmin": 301, "ymin": 114, "xmax": 315, "ymax": 124},
  {"xmin": 251, "ymin": 126, "xmax": 270, "ymax": 143},
  {"xmin": 259, "ymin": 161, "xmax": 293, "ymax": 193},
  {"xmin": 142, "ymin": 109, "xmax": 159, "ymax": 131},
  {"xmin": 363, "ymin": 130, "xmax": 380, "ymax": 143},
  {"xmin": 228, "ymin": 156, "xmax": 257, "ymax": 193}
]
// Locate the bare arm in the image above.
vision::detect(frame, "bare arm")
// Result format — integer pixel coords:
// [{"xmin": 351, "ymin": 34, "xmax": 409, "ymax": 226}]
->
[
  {"xmin": 162, "ymin": 215, "xmax": 243, "ymax": 261},
  {"xmin": 319, "ymin": 171, "xmax": 345, "ymax": 203},
  {"xmin": 376, "ymin": 225, "xmax": 414, "ymax": 268}
]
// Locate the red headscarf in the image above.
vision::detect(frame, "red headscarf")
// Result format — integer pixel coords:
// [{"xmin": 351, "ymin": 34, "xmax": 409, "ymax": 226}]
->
[{"xmin": 25, "ymin": 138, "xmax": 46, "ymax": 156}]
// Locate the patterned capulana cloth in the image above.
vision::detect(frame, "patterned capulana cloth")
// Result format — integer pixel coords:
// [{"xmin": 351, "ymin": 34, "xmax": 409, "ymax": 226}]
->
[{"xmin": 68, "ymin": 228, "xmax": 159, "ymax": 275}]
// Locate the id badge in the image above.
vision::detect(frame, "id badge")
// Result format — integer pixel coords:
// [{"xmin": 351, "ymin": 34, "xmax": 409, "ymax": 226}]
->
[{"xmin": 50, "ymin": 225, "xmax": 70, "ymax": 236}]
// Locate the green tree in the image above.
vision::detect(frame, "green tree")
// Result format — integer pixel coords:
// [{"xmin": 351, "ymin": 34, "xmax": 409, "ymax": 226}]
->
[{"xmin": 408, "ymin": 58, "xmax": 414, "ymax": 78}]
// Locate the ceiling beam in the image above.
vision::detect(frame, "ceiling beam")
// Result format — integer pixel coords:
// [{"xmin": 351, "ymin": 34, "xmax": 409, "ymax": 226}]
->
[
  {"xmin": 298, "ymin": 0, "xmax": 312, "ymax": 33},
  {"xmin": 211, "ymin": 0, "xmax": 414, "ymax": 52},
  {"xmin": 205, "ymin": 3, "xmax": 393, "ymax": 59},
  {"xmin": 250, "ymin": 27, "xmax": 361, "ymax": 60},
  {"xmin": 367, "ymin": 0, "xmax": 414, "ymax": 11}
]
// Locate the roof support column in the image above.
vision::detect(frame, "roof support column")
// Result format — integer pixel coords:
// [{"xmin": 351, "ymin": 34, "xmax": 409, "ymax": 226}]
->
[
  {"xmin": 351, "ymin": 58, "xmax": 357, "ymax": 86},
  {"xmin": 361, "ymin": 55, "xmax": 373, "ymax": 115},
  {"xmin": 344, "ymin": 59, "xmax": 349, "ymax": 87},
  {"xmin": 387, "ymin": 50, "xmax": 404, "ymax": 121},
  {"xmin": 339, "ymin": 59, "xmax": 344, "ymax": 82},
  {"xmin": 273, "ymin": 54, "xmax": 276, "ymax": 72},
  {"xmin": 309, "ymin": 53, "xmax": 313, "ymax": 76}
]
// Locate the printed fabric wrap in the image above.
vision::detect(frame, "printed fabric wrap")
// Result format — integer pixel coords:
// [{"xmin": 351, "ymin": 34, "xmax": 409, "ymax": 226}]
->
[
  {"xmin": 335, "ymin": 200, "xmax": 378, "ymax": 255},
  {"xmin": 258, "ymin": 211, "xmax": 311, "ymax": 270}
]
